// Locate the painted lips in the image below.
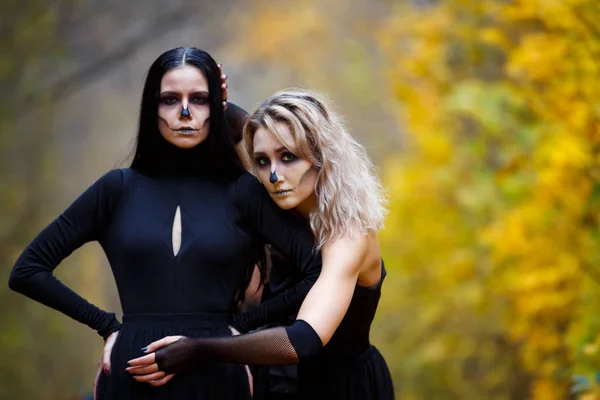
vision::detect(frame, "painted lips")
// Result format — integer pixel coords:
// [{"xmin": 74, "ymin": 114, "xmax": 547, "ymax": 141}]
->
[
  {"xmin": 173, "ymin": 127, "xmax": 199, "ymax": 135},
  {"xmin": 272, "ymin": 188, "xmax": 295, "ymax": 197}
]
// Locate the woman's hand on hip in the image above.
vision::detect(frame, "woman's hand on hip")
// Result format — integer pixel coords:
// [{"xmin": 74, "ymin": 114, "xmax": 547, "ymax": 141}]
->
[
  {"xmin": 102, "ymin": 331, "xmax": 119, "ymax": 375},
  {"xmin": 93, "ymin": 331, "xmax": 118, "ymax": 398}
]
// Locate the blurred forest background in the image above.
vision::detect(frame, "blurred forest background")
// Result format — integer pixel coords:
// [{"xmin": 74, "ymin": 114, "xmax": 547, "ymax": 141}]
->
[{"xmin": 2, "ymin": 0, "xmax": 600, "ymax": 398}]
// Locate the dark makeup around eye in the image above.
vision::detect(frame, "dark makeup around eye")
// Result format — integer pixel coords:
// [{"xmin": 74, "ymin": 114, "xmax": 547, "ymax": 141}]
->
[
  {"xmin": 159, "ymin": 91, "xmax": 210, "ymax": 105},
  {"xmin": 281, "ymin": 152, "xmax": 297, "ymax": 162},
  {"xmin": 254, "ymin": 151, "xmax": 298, "ymax": 169}
]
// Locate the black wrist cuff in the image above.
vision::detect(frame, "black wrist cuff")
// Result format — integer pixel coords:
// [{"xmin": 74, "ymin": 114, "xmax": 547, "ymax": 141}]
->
[
  {"xmin": 286, "ymin": 319, "xmax": 322, "ymax": 361},
  {"xmin": 98, "ymin": 313, "xmax": 121, "ymax": 339}
]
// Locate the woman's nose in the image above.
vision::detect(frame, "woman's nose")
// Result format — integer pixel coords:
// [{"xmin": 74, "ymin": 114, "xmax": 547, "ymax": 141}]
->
[
  {"xmin": 269, "ymin": 169, "xmax": 279, "ymax": 184},
  {"xmin": 180, "ymin": 106, "xmax": 191, "ymax": 118}
]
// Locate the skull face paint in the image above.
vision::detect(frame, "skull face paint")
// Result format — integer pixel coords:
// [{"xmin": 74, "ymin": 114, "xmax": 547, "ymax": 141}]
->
[
  {"xmin": 253, "ymin": 123, "xmax": 318, "ymax": 213},
  {"xmin": 180, "ymin": 106, "xmax": 191, "ymax": 118},
  {"xmin": 157, "ymin": 65, "xmax": 211, "ymax": 149}
]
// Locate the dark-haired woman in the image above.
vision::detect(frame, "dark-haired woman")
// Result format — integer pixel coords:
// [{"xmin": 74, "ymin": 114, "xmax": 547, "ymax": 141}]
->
[
  {"xmin": 8, "ymin": 48, "xmax": 321, "ymax": 400},
  {"xmin": 127, "ymin": 89, "xmax": 395, "ymax": 399}
]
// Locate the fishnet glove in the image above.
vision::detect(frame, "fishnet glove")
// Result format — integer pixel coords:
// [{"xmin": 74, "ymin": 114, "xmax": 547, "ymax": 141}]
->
[
  {"xmin": 156, "ymin": 327, "xmax": 297, "ymax": 373},
  {"xmin": 156, "ymin": 321, "xmax": 322, "ymax": 373}
]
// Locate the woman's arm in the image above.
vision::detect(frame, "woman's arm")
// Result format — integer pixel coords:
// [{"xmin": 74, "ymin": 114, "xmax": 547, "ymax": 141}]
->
[
  {"xmin": 224, "ymin": 101, "xmax": 248, "ymax": 144},
  {"xmin": 8, "ymin": 169, "xmax": 125, "ymax": 338},
  {"xmin": 231, "ymin": 174, "xmax": 322, "ymax": 332},
  {"xmin": 240, "ymin": 264, "xmax": 265, "ymax": 313},
  {"xmin": 292, "ymin": 233, "xmax": 365, "ymax": 343},
  {"xmin": 126, "ymin": 233, "xmax": 366, "ymax": 381}
]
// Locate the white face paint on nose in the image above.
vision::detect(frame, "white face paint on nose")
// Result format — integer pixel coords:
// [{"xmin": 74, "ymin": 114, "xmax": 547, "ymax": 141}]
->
[{"xmin": 180, "ymin": 105, "xmax": 191, "ymax": 118}]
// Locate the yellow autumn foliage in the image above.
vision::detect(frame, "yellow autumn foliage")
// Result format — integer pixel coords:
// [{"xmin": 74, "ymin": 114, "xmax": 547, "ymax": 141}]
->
[
  {"xmin": 223, "ymin": 0, "xmax": 600, "ymax": 397},
  {"xmin": 378, "ymin": 0, "xmax": 600, "ymax": 398}
]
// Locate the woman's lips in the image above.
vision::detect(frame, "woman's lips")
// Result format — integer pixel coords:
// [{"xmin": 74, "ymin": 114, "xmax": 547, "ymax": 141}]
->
[
  {"xmin": 172, "ymin": 127, "xmax": 199, "ymax": 135},
  {"xmin": 271, "ymin": 188, "xmax": 296, "ymax": 197}
]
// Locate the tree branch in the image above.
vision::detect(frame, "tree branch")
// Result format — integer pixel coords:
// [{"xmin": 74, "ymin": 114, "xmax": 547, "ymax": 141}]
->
[{"xmin": 15, "ymin": 4, "xmax": 203, "ymax": 119}]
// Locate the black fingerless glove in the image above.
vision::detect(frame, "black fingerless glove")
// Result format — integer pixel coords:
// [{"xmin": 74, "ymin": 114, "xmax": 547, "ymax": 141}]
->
[{"xmin": 155, "ymin": 320, "xmax": 322, "ymax": 373}]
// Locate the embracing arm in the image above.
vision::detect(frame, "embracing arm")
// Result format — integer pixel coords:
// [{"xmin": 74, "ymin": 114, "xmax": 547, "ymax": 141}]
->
[
  {"xmin": 231, "ymin": 174, "xmax": 322, "ymax": 332},
  {"xmin": 224, "ymin": 102, "xmax": 248, "ymax": 144},
  {"xmin": 8, "ymin": 170, "xmax": 125, "ymax": 338},
  {"xmin": 127, "ymin": 234, "xmax": 365, "ymax": 376},
  {"xmin": 290, "ymin": 233, "xmax": 365, "ymax": 344}
]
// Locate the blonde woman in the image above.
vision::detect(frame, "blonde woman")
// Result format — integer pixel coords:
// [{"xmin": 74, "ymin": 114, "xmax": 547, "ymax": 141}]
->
[{"xmin": 127, "ymin": 89, "xmax": 395, "ymax": 399}]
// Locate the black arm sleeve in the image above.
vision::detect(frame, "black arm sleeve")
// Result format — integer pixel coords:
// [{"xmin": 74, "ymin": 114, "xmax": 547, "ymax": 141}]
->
[
  {"xmin": 224, "ymin": 102, "xmax": 249, "ymax": 144},
  {"xmin": 155, "ymin": 320, "xmax": 322, "ymax": 372},
  {"xmin": 232, "ymin": 174, "xmax": 322, "ymax": 332},
  {"xmin": 8, "ymin": 169, "xmax": 125, "ymax": 338}
]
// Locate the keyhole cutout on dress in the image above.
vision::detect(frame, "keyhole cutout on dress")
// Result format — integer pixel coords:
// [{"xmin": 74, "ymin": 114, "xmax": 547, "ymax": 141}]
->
[{"xmin": 172, "ymin": 206, "xmax": 182, "ymax": 257}]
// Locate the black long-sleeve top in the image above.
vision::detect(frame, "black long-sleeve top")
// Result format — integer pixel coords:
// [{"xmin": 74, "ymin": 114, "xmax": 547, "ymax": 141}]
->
[{"xmin": 9, "ymin": 169, "xmax": 321, "ymax": 338}]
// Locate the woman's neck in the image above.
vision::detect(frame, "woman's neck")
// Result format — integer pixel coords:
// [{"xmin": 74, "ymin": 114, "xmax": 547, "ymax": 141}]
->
[
  {"xmin": 295, "ymin": 193, "xmax": 318, "ymax": 220},
  {"xmin": 154, "ymin": 141, "xmax": 212, "ymax": 178}
]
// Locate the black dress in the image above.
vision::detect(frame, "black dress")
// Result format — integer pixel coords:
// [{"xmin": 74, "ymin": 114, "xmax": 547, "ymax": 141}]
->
[
  {"xmin": 249, "ymin": 247, "xmax": 302, "ymax": 400},
  {"xmin": 9, "ymin": 168, "xmax": 320, "ymax": 400},
  {"xmin": 235, "ymin": 254, "xmax": 395, "ymax": 400},
  {"xmin": 297, "ymin": 262, "xmax": 394, "ymax": 399}
]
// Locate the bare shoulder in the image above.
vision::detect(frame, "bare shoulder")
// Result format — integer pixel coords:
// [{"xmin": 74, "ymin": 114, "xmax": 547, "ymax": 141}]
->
[
  {"xmin": 320, "ymin": 231, "xmax": 370, "ymax": 278},
  {"xmin": 323, "ymin": 230, "xmax": 370, "ymax": 259},
  {"xmin": 341, "ymin": 229, "xmax": 370, "ymax": 246},
  {"xmin": 320, "ymin": 229, "xmax": 383, "ymax": 283}
]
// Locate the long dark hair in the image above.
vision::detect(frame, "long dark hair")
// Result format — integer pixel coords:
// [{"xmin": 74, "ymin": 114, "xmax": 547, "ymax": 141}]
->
[{"xmin": 130, "ymin": 47, "xmax": 243, "ymax": 180}]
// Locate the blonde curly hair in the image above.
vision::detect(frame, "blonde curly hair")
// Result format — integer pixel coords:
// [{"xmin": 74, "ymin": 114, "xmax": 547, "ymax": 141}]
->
[{"xmin": 240, "ymin": 88, "xmax": 387, "ymax": 250}]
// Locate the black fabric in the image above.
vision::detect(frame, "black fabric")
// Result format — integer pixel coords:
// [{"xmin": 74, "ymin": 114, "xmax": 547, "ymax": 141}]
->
[
  {"xmin": 318, "ymin": 263, "xmax": 388, "ymax": 361},
  {"xmin": 232, "ymin": 179, "xmax": 321, "ymax": 333},
  {"xmin": 297, "ymin": 262, "xmax": 395, "ymax": 399},
  {"xmin": 286, "ymin": 320, "xmax": 322, "ymax": 361},
  {"xmin": 298, "ymin": 346, "xmax": 394, "ymax": 400},
  {"xmin": 9, "ymin": 169, "xmax": 320, "ymax": 399},
  {"xmin": 96, "ymin": 313, "xmax": 251, "ymax": 400},
  {"xmin": 233, "ymin": 245, "xmax": 303, "ymax": 333},
  {"xmin": 266, "ymin": 393, "xmax": 298, "ymax": 400},
  {"xmin": 9, "ymin": 170, "xmax": 125, "ymax": 338},
  {"xmin": 151, "ymin": 262, "xmax": 394, "ymax": 399},
  {"xmin": 259, "ymin": 246, "xmax": 302, "ymax": 398},
  {"xmin": 267, "ymin": 364, "xmax": 298, "ymax": 395},
  {"xmin": 224, "ymin": 101, "xmax": 249, "ymax": 144},
  {"xmin": 155, "ymin": 319, "xmax": 322, "ymax": 373},
  {"xmin": 258, "ymin": 258, "xmax": 394, "ymax": 400},
  {"xmin": 135, "ymin": 131, "xmax": 243, "ymax": 181},
  {"xmin": 266, "ymin": 245, "xmax": 304, "ymax": 300}
]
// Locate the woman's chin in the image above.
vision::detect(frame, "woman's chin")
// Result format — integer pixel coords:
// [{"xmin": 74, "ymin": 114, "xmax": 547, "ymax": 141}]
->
[
  {"xmin": 167, "ymin": 134, "xmax": 208, "ymax": 149},
  {"xmin": 270, "ymin": 196, "xmax": 299, "ymax": 210}
]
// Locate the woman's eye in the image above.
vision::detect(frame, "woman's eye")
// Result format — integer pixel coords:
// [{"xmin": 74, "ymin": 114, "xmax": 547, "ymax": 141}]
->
[
  {"xmin": 159, "ymin": 97, "xmax": 178, "ymax": 105},
  {"xmin": 192, "ymin": 96, "xmax": 208, "ymax": 105},
  {"xmin": 255, "ymin": 157, "xmax": 269, "ymax": 167},
  {"xmin": 281, "ymin": 152, "xmax": 297, "ymax": 162}
]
